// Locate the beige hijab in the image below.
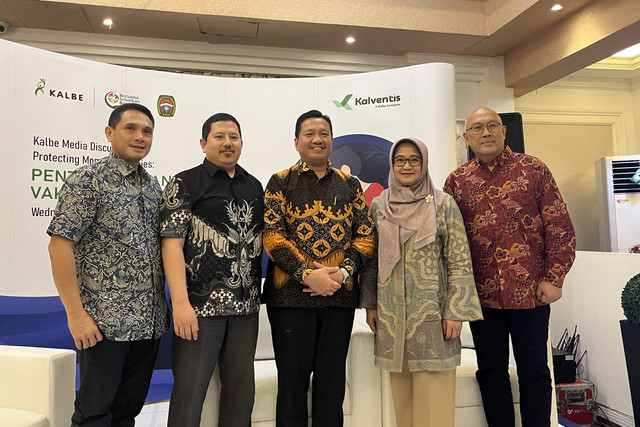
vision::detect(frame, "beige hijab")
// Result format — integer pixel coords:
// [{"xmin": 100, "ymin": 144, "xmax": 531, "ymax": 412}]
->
[{"xmin": 376, "ymin": 138, "xmax": 447, "ymax": 283}]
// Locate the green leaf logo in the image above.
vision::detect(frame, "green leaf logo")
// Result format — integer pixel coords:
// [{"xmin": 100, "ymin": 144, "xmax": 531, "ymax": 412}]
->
[
  {"xmin": 35, "ymin": 78, "xmax": 46, "ymax": 96},
  {"xmin": 333, "ymin": 94, "xmax": 353, "ymax": 110}
]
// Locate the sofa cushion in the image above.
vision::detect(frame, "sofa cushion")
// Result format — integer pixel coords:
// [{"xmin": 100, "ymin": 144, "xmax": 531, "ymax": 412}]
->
[
  {"xmin": 0, "ymin": 346, "xmax": 76, "ymax": 427},
  {"xmin": 251, "ymin": 360, "xmax": 351, "ymax": 423},
  {"xmin": 0, "ymin": 408, "xmax": 48, "ymax": 427},
  {"xmin": 252, "ymin": 360, "xmax": 278, "ymax": 422}
]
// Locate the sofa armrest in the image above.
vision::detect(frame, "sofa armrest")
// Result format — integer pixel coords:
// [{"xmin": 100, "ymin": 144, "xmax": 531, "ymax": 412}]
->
[{"xmin": 0, "ymin": 345, "xmax": 76, "ymax": 427}]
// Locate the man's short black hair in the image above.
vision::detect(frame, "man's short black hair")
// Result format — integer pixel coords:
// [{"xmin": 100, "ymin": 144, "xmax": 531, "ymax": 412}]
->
[
  {"xmin": 294, "ymin": 110, "xmax": 333, "ymax": 139},
  {"xmin": 202, "ymin": 113, "xmax": 242, "ymax": 140},
  {"xmin": 108, "ymin": 103, "xmax": 154, "ymax": 128}
]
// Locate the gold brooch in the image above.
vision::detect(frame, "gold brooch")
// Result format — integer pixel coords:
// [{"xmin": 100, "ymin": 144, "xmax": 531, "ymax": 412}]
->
[{"xmin": 425, "ymin": 194, "xmax": 433, "ymax": 203}]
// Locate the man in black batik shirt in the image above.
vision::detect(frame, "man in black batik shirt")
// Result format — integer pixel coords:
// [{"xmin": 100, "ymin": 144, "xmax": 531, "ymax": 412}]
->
[{"xmin": 160, "ymin": 113, "xmax": 263, "ymax": 427}]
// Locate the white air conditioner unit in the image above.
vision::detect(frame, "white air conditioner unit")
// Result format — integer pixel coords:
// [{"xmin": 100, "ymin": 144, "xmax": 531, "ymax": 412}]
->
[{"xmin": 595, "ymin": 155, "xmax": 640, "ymax": 252}]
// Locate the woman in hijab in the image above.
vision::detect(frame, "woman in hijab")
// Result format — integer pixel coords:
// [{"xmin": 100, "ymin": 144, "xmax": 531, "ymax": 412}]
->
[{"xmin": 361, "ymin": 137, "xmax": 482, "ymax": 427}]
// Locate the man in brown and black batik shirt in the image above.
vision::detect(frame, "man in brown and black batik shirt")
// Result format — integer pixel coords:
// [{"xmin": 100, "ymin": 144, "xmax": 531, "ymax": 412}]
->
[{"xmin": 263, "ymin": 109, "xmax": 375, "ymax": 427}]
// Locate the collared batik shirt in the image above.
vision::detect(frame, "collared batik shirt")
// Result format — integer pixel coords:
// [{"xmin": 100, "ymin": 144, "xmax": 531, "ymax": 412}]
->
[
  {"xmin": 48, "ymin": 153, "xmax": 169, "ymax": 341},
  {"xmin": 443, "ymin": 147, "xmax": 576, "ymax": 309},
  {"xmin": 263, "ymin": 160, "xmax": 375, "ymax": 308},
  {"xmin": 159, "ymin": 160, "xmax": 263, "ymax": 317}
]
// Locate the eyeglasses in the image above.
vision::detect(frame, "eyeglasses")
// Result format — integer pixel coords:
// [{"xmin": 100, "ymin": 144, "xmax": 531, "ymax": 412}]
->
[
  {"xmin": 466, "ymin": 122, "xmax": 503, "ymax": 135},
  {"xmin": 393, "ymin": 156, "xmax": 422, "ymax": 167}
]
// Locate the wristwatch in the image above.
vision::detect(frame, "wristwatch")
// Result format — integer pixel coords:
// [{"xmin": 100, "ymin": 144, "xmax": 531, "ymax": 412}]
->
[{"xmin": 339, "ymin": 267, "xmax": 351, "ymax": 285}]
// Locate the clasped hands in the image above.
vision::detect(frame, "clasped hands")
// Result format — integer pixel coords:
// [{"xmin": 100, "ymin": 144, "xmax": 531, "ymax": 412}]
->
[{"xmin": 302, "ymin": 261, "xmax": 342, "ymax": 297}]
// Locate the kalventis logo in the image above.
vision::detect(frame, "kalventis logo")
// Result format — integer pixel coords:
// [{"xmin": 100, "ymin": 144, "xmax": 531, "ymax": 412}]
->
[
  {"xmin": 354, "ymin": 93, "xmax": 401, "ymax": 107},
  {"xmin": 333, "ymin": 92, "xmax": 402, "ymax": 110},
  {"xmin": 333, "ymin": 94, "xmax": 353, "ymax": 110}
]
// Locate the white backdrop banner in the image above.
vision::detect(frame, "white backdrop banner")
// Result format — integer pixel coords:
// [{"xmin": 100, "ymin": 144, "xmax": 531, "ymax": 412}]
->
[{"xmin": 0, "ymin": 38, "xmax": 456, "ymax": 297}]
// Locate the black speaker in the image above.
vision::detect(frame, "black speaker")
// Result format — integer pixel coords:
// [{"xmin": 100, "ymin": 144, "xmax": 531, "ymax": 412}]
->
[{"xmin": 467, "ymin": 112, "xmax": 525, "ymax": 160}]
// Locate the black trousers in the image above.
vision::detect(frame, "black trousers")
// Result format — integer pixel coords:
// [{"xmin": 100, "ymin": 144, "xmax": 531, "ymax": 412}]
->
[
  {"xmin": 470, "ymin": 305, "xmax": 552, "ymax": 427},
  {"xmin": 72, "ymin": 338, "xmax": 160, "ymax": 427},
  {"xmin": 267, "ymin": 306, "xmax": 354, "ymax": 427},
  {"xmin": 167, "ymin": 314, "xmax": 258, "ymax": 427}
]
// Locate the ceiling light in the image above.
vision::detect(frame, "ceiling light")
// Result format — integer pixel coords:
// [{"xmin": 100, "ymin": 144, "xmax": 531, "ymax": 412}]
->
[
  {"xmin": 551, "ymin": 4, "xmax": 563, "ymax": 11},
  {"xmin": 345, "ymin": 36, "xmax": 355, "ymax": 44},
  {"xmin": 612, "ymin": 43, "xmax": 640, "ymax": 58},
  {"xmin": 103, "ymin": 18, "xmax": 113, "ymax": 29}
]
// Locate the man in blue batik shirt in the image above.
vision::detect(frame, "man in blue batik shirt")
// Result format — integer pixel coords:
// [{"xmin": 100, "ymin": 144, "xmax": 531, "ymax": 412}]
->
[{"xmin": 48, "ymin": 103, "xmax": 169, "ymax": 426}]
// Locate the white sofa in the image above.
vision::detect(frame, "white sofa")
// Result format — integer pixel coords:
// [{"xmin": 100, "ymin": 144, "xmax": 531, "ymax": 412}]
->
[
  {"xmin": 201, "ymin": 309, "xmax": 557, "ymax": 427},
  {"xmin": 201, "ymin": 309, "xmax": 384, "ymax": 426},
  {"xmin": 0, "ymin": 345, "xmax": 76, "ymax": 427},
  {"xmin": 378, "ymin": 319, "xmax": 558, "ymax": 427}
]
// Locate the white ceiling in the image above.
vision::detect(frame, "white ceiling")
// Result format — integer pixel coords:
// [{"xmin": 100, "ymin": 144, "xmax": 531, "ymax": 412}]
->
[{"xmin": 1, "ymin": 0, "xmax": 639, "ymax": 88}]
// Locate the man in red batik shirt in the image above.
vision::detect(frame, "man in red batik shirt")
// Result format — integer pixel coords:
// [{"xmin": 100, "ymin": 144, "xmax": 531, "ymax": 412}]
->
[{"xmin": 443, "ymin": 107, "xmax": 576, "ymax": 427}]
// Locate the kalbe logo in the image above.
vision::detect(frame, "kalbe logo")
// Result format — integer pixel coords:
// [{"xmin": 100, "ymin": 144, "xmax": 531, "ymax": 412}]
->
[{"xmin": 34, "ymin": 78, "xmax": 84, "ymax": 102}]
